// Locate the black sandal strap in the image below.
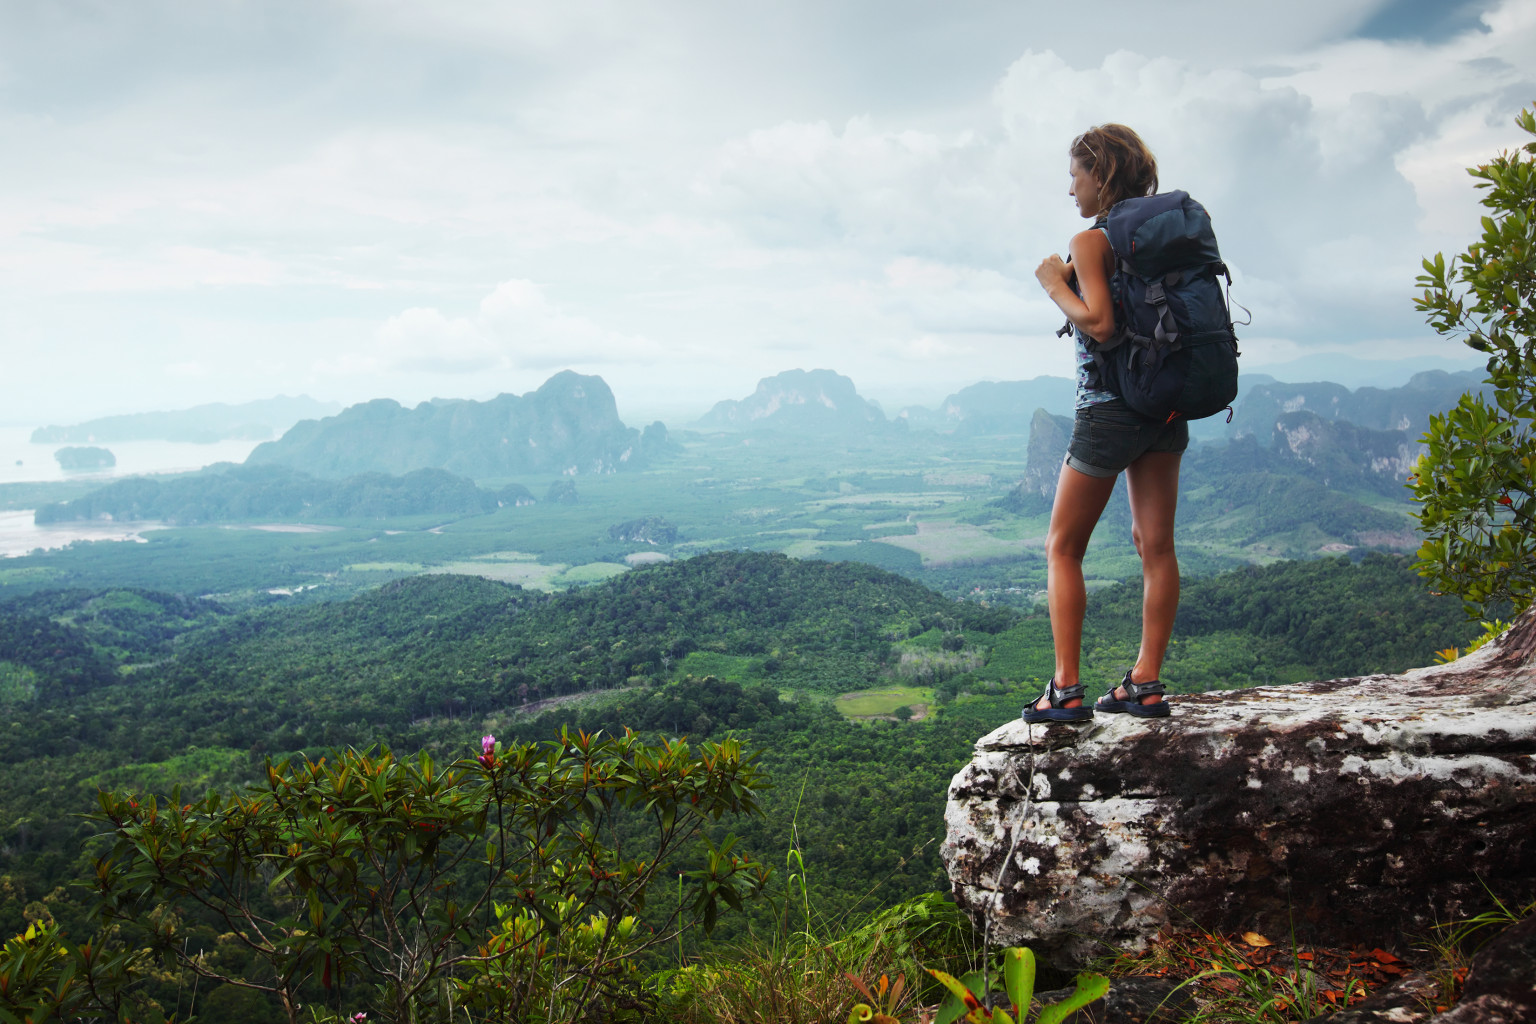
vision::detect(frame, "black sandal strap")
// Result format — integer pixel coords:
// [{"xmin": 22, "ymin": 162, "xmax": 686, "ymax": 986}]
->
[
  {"xmin": 1049, "ymin": 679, "xmax": 1086, "ymax": 706},
  {"xmin": 1122, "ymin": 676, "xmax": 1165, "ymax": 700}
]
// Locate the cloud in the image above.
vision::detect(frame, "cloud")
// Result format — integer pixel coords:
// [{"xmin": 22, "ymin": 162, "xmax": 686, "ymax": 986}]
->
[
  {"xmin": 376, "ymin": 307, "xmax": 502, "ymax": 373},
  {"xmin": 361, "ymin": 279, "xmax": 659, "ymax": 378},
  {"xmin": 690, "ymin": 10, "xmax": 1535, "ymax": 359},
  {"xmin": 1, "ymin": 0, "xmax": 1531, "ymax": 425}
]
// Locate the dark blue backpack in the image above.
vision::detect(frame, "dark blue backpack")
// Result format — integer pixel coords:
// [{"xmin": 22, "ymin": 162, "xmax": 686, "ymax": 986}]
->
[{"xmin": 1063, "ymin": 190, "xmax": 1240, "ymax": 422}]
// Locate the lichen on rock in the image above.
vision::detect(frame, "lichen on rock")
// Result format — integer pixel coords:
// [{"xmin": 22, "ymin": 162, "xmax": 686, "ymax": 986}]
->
[{"xmin": 942, "ymin": 609, "xmax": 1536, "ymax": 969}]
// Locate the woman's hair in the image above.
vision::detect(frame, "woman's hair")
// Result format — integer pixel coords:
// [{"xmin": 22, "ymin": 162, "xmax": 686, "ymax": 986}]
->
[{"xmin": 1070, "ymin": 124, "xmax": 1158, "ymax": 212}]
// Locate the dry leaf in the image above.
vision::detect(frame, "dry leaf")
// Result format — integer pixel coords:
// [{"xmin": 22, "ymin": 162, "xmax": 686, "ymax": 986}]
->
[
  {"xmin": 1371, "ymin": 948, "xmax": 1402, "ymax": 964},
  {"xmin": 1241, "ymin": 932, "xmax": 1272, "ymax": 947}
]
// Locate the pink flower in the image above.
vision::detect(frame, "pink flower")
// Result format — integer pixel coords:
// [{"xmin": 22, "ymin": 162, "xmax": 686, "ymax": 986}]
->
[
  {"xmin": 482, "ymin": 734, "xmax": 496, "ymax": 754},
  {"xmin": 350, "ymin": 1014, "xmax": 367, "ymax": 1023}
]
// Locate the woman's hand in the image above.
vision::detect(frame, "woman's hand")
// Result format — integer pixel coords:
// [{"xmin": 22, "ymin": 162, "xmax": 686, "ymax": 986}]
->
[
  {"xmin": 1035, "ymin": 254, "xmax": 1074, "ymax": 295},
  {"xmin": 1039, "ymin": 229, "xmax": 1115, "ymax": 342}
]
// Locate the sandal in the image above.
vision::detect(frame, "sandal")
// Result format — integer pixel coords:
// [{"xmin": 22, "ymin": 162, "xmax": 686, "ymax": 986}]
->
[
  {"xmin": 1022, "ymin": 679, "xmax": 1093, "ymax": 723},
  {"xmin": 1096, "ymin": 670, "xmax": 1171, "ymax": 718}
]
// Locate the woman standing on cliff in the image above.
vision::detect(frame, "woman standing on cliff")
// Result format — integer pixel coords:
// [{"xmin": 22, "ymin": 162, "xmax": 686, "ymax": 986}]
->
[{"xmin": 1024, "ymin": 124, "xmax": 1177, "ymax": 722}]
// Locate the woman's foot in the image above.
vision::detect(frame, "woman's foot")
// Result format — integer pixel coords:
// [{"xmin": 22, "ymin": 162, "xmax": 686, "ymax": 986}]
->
[
  {"xmin": 1096, "ymin": 670, "xmax": 1171, "ymax": 718},
  {"xmin": 1023, "ymin": 679, "xmax": 1093, "ymax": 723}
]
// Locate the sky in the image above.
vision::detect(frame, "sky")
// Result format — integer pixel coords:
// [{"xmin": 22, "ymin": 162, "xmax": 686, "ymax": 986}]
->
[{"xmin": 1, "ymin": 0, "xmax": 1532, "ymax": 428}]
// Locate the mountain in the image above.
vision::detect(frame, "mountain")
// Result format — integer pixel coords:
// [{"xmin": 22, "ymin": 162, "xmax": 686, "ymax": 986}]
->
[
  {"xmin": 32, "ymin": 464, "xmax": 535, "ymax": 525},
  {"xmin": 1268, "ymin": 410, "xmax": 1423, "ymax": 492},
  {"xmin": 998, "ymin": 405, "xmax": 1417, "ymax": 553},
  {"xmin": 1239, "ymin": 353, "xmax": 1484, "ymax": 390},
  {"xmin": 999, "ymin": 409, "xmax": 1073, "ymax": 514},
  {"xmin": 1206, "ymin": 369, "xmax": 1488, "ymax": 442},
  {"xmin": 898, "ymin": 378, "xmax": 1076, "ymax": 434},
  {"xmin": 53, "ymin": 446, "xmax": 115, "ymax": 471},
  {"xmin": 692, "ymin": 369, "xmax": 890, "ymax": 434},
  {"xmin": 246, "ymin": 372, "xmax": 661, "ymax": 479},
  {"xmin": 32, "ymin": 395, "xmax": 342, "ymax": 444}
]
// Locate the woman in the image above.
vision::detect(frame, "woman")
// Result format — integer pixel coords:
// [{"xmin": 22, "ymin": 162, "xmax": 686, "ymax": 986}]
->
[{"xmin": 1025, "ymin": 123, "xmax": 1178, "ymax": 722}]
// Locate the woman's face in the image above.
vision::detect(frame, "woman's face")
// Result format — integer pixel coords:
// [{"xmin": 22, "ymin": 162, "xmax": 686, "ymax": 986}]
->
[{"xmin": 1069, "ymin": 157, "xmax": 1104, "ymax": 220}]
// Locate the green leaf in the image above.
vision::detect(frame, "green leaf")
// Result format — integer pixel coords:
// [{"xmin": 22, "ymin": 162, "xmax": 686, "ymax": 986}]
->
[
  {"xmin": 1036, "ymin": 972, "xmax": 1111, "ymax": 1024},
  {"xmin": 1002, "ymin": 946, "xmax": 1035, "ymax": 1013}
]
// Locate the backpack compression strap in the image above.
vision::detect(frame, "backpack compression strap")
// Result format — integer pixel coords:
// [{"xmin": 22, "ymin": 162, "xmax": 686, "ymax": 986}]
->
[{"xmin": 1120, "ymin": 259, "xmax": 1233, "ymax": 350}]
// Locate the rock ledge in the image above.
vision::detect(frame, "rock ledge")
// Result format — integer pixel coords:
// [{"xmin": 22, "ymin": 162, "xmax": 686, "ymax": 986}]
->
[{"xmin": 942, "ymin": 611, "xmax": 1536, "ymax": 967}]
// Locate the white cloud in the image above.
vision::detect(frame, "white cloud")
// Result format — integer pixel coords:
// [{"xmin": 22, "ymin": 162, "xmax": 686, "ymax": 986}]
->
[
  {"xmin": 358, "ymin": 279, "xmax": 661, "ymax": 379},
  {"xmin": 376, "ymin": 307, "xmax": 502, "ymax": 374},
  {"xmin": 1, "ymin": 0, "xmax": 1531, "ymax": 425}
]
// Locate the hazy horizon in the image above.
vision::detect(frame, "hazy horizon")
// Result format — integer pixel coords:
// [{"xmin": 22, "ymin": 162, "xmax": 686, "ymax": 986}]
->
[{"xmin": 1, "ymin": 0, "xmax": 1524, "ymax": 427}]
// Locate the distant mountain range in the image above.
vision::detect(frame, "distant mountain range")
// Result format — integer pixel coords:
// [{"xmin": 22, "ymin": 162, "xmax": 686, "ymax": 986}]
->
[
  {"xmin": 1001, "ymin": 401, "xmax": 1425, "ymax": 552},
  {"xmin": 1219, "ymin": 369, "xmax": 1489, "ymax": 440},
  {"xmin": 35, "ymin": 367, "xmax": 1486, "ymax": 489},
  {"xmin": 247, "ymin": 372, "xmax": 671, "ymax": 479},
  {"xmin": 896, "ymin": 370, "xmax": 1486, "ymax": 443},
  {"xmin": 32, "ymin": 396, "xmax": 341, "ymax": 444},
  {"xmin": 692, "ymin": 369, "xmax": 892, "ymax": 434},
  {"xmin": 34, "ymin": 465, "xmax": 535, "ymax": 525},
  {"xmin": 897, "ymin": 379, "xmax": 1076, "ymax": 435}
]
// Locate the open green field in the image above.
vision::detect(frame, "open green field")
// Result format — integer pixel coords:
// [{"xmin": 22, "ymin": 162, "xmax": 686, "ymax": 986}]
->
[
  {"xmin": 835, "ymin": 685, "xmax": 936, "ymax": 719},
  {"xmin": 675, "ymin": 651, "xmax": 765, "ymax": 682}
]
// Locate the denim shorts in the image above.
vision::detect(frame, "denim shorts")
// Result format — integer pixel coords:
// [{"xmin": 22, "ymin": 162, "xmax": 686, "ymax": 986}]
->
[{"xmin": 1064, "ymin": 398, "xmax": 1189, "ymax": 478}]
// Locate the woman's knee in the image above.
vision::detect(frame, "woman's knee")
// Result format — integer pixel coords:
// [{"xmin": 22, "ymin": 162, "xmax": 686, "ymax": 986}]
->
[
  {"xmin": 1046, "ymin": 528, "xmax": 1087, "ymax": 564},
  {"xmin": 1131, "ymin": 525, "xmax": 1175, "ymax": 562}
]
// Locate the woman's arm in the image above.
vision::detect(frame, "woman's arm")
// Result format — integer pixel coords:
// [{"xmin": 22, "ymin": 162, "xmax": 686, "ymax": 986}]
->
[{"xmin": 1035, "ymin": 227, "xmax": 1115, "ymax": 343}]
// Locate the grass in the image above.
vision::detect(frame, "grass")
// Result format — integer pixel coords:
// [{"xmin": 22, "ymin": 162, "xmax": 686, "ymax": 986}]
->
[
  {"xmin": 675, "ymin": 651, "xmax": 764, "ymax": 682},
  {"xmin": 555, "ymin": 562, "xmax": 630, "ymax": 586},
  {"xmin": 781, "ymin": 538, "xmax": 859, "ymax": 559},
  {"xmin": 427, "ymin": 560, "xmax": 568, "ymax": 589},
  {"xmin": 874, "ymin": 521, "xmax": 1035, "ymax": 567},
  {"xmin": 1418, "ymin": 888, "xmax": 1536, "ymax": 1012},
  {"xmin": 652, "ymin": 901, "xmax": 1536, "ymax": 1024},
  {"xmin": 1094, "ymin": 891, "xmax": 1536, "ymax": 1024},
  {"xmin": 836, "ymin": 686, "xmax": 935, "ymax": 718},
  {"xmin": 655, "ymin": 839, "xmax": 975, "ymax": 1024}
]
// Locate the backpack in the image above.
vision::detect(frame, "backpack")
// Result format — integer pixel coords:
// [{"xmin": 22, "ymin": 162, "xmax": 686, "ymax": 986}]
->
[{"xmin": 1061, "ymin": 190, "xmax": 1240, "ymax": 423}]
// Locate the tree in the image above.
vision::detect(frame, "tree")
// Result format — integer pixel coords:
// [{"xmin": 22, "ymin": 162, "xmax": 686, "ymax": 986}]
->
[
  {"xmin": 1411, "ymin": 104, "xmax": 1536, "ymax": 618},
  {"xmin": 86, "ymin": 732, "xmax": 768, "ymax": 1024}
]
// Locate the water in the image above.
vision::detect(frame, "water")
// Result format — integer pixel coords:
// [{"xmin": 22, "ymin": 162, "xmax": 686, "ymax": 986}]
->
[
  {"xmin": 0, "ymin": 426, "xmax": 264, "ymax": 486},
  {"xmin": 0, "ymin": 426, "xmax": 263, "ymax": 557},
  {"xmin": 0, "ymin": 509, "xmax": 166, "ymax": 558}
]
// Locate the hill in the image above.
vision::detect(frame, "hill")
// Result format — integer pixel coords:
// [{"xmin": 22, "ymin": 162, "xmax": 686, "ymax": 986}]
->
[
  {"xmin": 32, "ymin": 395, "xmax": 340, "ymax": 444},
  {"xmin": 33, "ymin": 464, "xmax": 534, "ymax": 525},
  {"xmin": 1201, "ymin": 368, "xmax": 1489, "ymax": 442},
  {"xmin": 999, "ymin": 405, "xmax": 1419, "ymax": 556},
  {"xmin": 247, "ymin": 371, "xmax": 666, "ymax": 479},
  {"xmin": 898, "ymin": 378, "xmax": 1075, "ymax": 434},
  {"xmin": 889, "ymin": 369, "xmax": 1474, "ymax": 441},
  {"xmin": 0, "ymin": 550, "xmax": 1480, "ymax": 955},
  {"xmin": 693, "ymin": 369, "xmax": 891, "ymax": 434}
]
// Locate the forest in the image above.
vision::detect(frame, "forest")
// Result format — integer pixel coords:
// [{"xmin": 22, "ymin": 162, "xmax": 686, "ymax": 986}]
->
[
  {"xmin": 0, "ymin": 550, "xmax": 1481, "ymax": 1017},
  {"xmin": 0, "ymin": 373, "xmax": 1500, "ymax": 1023},
  {"xmin": 0, "ymin": 366, "xmax": 1510, "ymax": 1021}
]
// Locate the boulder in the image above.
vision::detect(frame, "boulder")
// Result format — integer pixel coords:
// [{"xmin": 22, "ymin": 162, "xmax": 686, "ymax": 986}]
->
[
  {"xmin": 942, "ymin": 608, "xmax": 1536, "ymax": 969},
  {"xmin": 1428, "ymin": 912, "xmax": 1536, "ymax": 1023},
  {"xmin": 1307, "ymin": 914, "xmax": 1536, "ymax": 1023},
  {"xmin": 1303, "ymin": 971, "xmax": 1441, "ymax": 1024}
]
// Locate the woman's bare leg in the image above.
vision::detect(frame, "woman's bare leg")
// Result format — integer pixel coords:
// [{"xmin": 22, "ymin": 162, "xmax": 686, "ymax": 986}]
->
[
  {"xmin": 1038, "ymin": 461, "xmax": 1116, "ymax": 709},
  {"xmin": 1119, "ymin": 450, "xmax": 1182, "ymax": 701}
]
